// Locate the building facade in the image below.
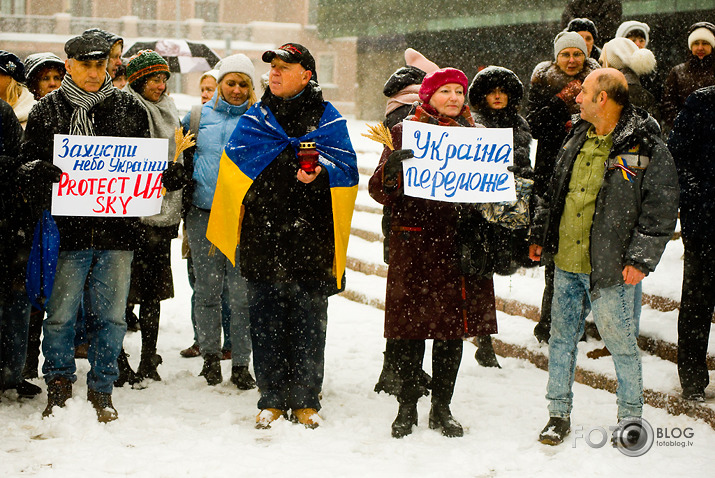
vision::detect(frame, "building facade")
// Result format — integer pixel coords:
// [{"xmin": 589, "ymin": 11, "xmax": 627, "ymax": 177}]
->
[{"xmin": 0, "ymin": 0, "xmax": 357, "ymax": 115}]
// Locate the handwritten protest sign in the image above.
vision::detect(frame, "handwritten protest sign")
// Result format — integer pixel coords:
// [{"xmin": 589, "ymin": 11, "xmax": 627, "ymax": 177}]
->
[
  {"xmin": 51, "ymin": 134, "xmax": 168, "ymax": 217},
  {"xmin": 401, "ymin": 121, "xmax": 516, "ymax": 203}
]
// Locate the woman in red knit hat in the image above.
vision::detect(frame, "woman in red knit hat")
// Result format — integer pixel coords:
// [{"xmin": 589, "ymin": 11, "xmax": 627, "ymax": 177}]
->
[{"xmin": 369, "ymin": 68, "xmax": 498, "ymax": 439}]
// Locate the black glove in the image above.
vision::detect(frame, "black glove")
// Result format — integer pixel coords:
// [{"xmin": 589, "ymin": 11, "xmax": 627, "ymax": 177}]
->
[
  {"xmin": 384, "ymin": 149, "xmax": 414, "ymax": 184},
  {"xmin": 17, "ymin": 160, "xmax": 63, "ymax": 183},
  {"xmin": 507, "ymin": 164, "xmax": 534, "ymax": 180},
  {"xmin": 162, "ymin": 162, "xmax": 187, "ymax": 192}
]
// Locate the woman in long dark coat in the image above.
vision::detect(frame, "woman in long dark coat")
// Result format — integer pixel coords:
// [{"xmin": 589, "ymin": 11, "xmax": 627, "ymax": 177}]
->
[
  {"xmin": 369, "ymin": 68, "xmax": 498, "ymax": 439},
  {"xmin": 468, "ymin": 65, "xmax": 535, "ymax": 367}
]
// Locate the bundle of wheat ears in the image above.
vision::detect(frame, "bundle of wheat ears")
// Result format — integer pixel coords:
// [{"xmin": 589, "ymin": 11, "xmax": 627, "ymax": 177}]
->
[
  {"xmin": 361, "ymin": 123, "xmax": 394, "ymax": 151},
  {"xmin": 161, "ymin": 128, "xmax": 196, "ymax": 196}
]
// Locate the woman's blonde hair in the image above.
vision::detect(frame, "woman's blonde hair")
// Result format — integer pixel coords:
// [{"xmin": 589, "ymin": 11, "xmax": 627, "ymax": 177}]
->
[
  {"xmin": 216, "ymin": 72, "xmax": 256, "ymax": 107},
  {"xmin": 4, "ymin": 78, "xmax": 24, "ymax": 108}
]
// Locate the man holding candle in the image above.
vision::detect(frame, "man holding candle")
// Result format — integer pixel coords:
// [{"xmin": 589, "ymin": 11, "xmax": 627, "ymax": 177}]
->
[{"xmin": 206, "ymin": 43, "xmax": 358, "ymax": 429}]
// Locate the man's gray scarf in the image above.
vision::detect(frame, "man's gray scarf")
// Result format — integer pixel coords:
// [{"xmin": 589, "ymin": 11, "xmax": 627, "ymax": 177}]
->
[{"xmin": 60, "ymin": 73, "xmax": 114, "ymax": 136}]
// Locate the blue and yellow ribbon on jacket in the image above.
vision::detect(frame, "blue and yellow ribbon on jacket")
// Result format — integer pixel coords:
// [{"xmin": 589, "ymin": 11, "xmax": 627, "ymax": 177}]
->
[
  {"xmin": 613, "ymin": 156, "xmax": 636, "ymax": 182},
  {"xmin": 206, "ymin": 101, "xmax": 359, "ymax": 289}
]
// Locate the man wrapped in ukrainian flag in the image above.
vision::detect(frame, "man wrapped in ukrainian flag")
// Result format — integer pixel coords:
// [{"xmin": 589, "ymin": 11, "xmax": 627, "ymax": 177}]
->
[{"xmin": 206, "ymin": 43, "xmax": 358, "ymax": 429}]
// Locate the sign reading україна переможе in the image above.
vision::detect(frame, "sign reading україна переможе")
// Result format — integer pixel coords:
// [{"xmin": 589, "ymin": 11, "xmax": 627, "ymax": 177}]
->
[
  {"xmin": 401, "ymin": 121, "xmax": 516, "ymax": 203},
  {"xmin": 51, "ymin": 134, "xmax": 169, "ymax": 217}
]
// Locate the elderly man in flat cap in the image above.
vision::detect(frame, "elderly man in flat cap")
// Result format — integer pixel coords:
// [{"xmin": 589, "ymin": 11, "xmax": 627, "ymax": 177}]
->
[{"xmin": 18, "ymin": 31, "xmax": 151, "ymax": 423}]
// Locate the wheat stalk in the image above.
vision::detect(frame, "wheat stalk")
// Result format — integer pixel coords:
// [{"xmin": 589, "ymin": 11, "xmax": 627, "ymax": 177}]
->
[
  {"xmin": 361, "ymin": 123, "xmax": 394, "ymax": 151},
  {"xmin": 162, "ymin": 128, "xmax": 197, "ymax": 196},
  {"xmin": 173, "ymin": 127, "xmax": 196, "ymax": 162}
]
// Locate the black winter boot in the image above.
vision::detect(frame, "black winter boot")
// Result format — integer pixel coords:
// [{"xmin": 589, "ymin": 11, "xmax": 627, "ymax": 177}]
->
[
  {"xmin": 43, "ymin": 376, "xmax": 72, "ymax": 418},
  {"xmin": 534, "ymin": 320, "xmax": 551, "ymax": 344},
  {"xmin": 474, "ymin": 335, "xmax": 501, "ymax": 368},
  {"xmin": 137, "ymin": 354, "xmax": 163, "ymax": 382},
  {"xmin": 230, "ymin": 365, "xmax": 256, "ymax": 390},
  {"xmin": 429, "ymin": 402, "xmax": 463, "ymax": 437},
  {"xmin": 14, "ymin": 380, "xmax": 42, "ymax": 398},
  {"xmin": 87, "ymin": 388, "xmax": 118, "ymax": 423},
  {"xmin": 538, "ymin": 416, "xmax": 571, "ymax": 445},
  {"xmin": 391, "ymin": 403, "xmax": 418, "ymax": 438},
  {"xmin": 200, "ymin": 354, "xmax": 222, "ymax": 385},
  {"xmin": 125, "ymin": 305, "xmax": 140, "ymax": 332},
  {"xmin": 374, "ymin": 351, "xmax": 401, "ymax": 396},
  {"xmin": 114, "ymin": 349, "xmax": 139, "ymax": 387}
]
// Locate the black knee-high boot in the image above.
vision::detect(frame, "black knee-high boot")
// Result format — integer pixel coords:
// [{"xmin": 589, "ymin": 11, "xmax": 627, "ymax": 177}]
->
[
  {"xmin": 430, "ymin": 340, "xmax": 464, "ymax": 437},
  {"xmin": 391, "ymin": 339, "xmax": 425, "ymax": 438},
  {"xmin": 137, "ymin": 299, "xmax": 162, "ymax": 381}
]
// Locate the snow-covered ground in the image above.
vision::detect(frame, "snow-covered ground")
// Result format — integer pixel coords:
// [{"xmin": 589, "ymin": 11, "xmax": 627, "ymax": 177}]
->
[{"xmin": 2, "ymin": 119, "xmax": 714, "ymax": 477}]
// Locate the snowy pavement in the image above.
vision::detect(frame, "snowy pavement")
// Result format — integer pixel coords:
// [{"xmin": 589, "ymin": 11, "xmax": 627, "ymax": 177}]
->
[{"xmin": 1, "ymin": 120, "xmax": 714, "ymax": 477}]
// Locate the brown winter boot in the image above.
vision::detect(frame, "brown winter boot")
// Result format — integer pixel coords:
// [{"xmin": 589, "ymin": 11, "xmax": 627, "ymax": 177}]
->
[
  {"xmin": 87, "ymin": 388, "xmax": 118, "ymax": 423},
  {"xmin": 292, "ymin": 408, "xmax": 321, "ymax": 429},
  {"xmin": 42, "ymin": 376, "xmax": 73, "ymax": 418},
  {"xmin": 255, "ymin": 408, "xmax": 286, "ymax": 429}
]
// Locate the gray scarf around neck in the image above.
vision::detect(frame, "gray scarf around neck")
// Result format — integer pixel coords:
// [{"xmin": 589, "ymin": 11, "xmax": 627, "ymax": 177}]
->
[{"xmin": 60, "ymin": 72, "xmax": 114, "ymax": 136}]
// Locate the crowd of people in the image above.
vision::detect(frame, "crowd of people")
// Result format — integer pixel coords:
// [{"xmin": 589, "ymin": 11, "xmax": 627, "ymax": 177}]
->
[{"xmin": 0, "ymin": 11, "xmax": 713, "ymax": 446}]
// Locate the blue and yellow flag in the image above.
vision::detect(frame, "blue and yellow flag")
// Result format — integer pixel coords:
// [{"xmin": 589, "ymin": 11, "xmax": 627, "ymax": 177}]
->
[{"xmin": 206, "ymin": 101, "xmax": 359, "ymax": 289}]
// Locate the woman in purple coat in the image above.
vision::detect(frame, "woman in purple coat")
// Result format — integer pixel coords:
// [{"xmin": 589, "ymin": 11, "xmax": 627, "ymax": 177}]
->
[{"xmin": 369, "ymin": 68, "xmax": 498, "ymax": 439}]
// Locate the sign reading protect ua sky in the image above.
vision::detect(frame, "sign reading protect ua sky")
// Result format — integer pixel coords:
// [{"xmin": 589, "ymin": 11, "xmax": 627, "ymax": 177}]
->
[{"xmin": 51, "ymin": 134, "xmax": 168, "ymax": 217}]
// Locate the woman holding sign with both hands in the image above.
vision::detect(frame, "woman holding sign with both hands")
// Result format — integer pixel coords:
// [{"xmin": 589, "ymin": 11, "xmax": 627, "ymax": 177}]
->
[{"xmin": 369, "ymin": 68, "xmax": 498, "ymax": 439}]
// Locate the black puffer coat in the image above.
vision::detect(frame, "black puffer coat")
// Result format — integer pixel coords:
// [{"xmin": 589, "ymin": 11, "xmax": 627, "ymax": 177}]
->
[
  {"xmin": 239, "ymin": 83, "xmax": 339, "ymax": 293},
  {"xmin": 527, "ymin": 58, "xmax": 600, "ymax": 200},
  {"xmin": 0, "ymin": 99, "xmax": 31, "ymax": 302},
  {"xmin": 531, "ymin": 104, "xmax": 679, "ymax": 293},
  {"xmin": 668, "ymin": 85, "xmax": 715, "ymax": 243},
  {"xmin": 20, "ymin": 87, "xmax": 150, "ymax": 251}
]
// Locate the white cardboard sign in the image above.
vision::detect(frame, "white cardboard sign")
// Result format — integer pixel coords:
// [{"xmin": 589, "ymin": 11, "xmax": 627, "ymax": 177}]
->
[
  {"xmin": 51, "ymin": 134, "xmax": 168, "ymax": 217},
  {"xmin": 401, "ymin": 121, "xmax": 516, "ymax": 203}
]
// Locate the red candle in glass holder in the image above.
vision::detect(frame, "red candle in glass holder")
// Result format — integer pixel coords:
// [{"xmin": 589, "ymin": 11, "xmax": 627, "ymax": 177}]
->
[{"xmin": 298, "ymin": 141, "xmax": 319, "ymax": 173}]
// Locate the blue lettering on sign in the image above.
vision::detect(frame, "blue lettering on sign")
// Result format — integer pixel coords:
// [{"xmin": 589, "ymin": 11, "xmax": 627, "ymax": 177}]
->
[{"xmin": 405, "ymin": 166, "xmax": 510, "ymax": 198}]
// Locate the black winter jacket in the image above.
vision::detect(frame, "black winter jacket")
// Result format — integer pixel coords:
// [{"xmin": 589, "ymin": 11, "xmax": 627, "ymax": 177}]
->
[
  {"xmin": 0, "ymin": 99, "xmax": 30, "ymax": 300},
  {"xmin": 668, "ymin": 85, "xmax": 715, "ymax": 242},
  {"xmin": 20, "ymin": 87, "xmax": 150, "ymax": 251},
  {"xmin": 238, "ymin": 83, "xmax": 339, "ymax": 292},
  {"xmin": 531, "ymin": 104, "xmax": 679, "ymax": 293},
  {"xmin": 662, "ymin": 54, "xmax": 715, "ymax": 132}
]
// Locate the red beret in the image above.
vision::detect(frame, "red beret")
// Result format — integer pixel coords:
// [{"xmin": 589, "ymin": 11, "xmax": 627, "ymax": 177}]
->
[{"xmin": 419, "ymin": 67, "xmax": 469, "ymax": 104}]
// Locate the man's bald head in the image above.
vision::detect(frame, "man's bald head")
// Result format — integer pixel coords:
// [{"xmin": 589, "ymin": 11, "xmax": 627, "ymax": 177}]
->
[{"xmin": 590, "ymin": 68, "xmax": 629, "ymax": 106}]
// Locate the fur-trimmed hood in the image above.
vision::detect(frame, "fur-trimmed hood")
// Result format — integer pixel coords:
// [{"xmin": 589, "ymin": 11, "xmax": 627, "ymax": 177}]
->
[{"xmin": 530, "ymin": 57, "xmax": 600, "ymax": 96}]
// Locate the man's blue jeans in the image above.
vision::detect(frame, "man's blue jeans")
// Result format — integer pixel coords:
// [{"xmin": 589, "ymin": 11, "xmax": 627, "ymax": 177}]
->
[
  {"xmin": 547, "ymin": 266, "xmax": 643, "ymax": 420},
  {"xmin": 248, "ymin": 280, "xmax": 328, "ymax": 411},
  {"xmin": 186, "ymin": 207, "xmax": 251, "ymax": 366},
  {"xmin": 0, "ymin": 290, "xmax": 31, "ymax": 389},
  {"xmin": 43, "ymin": 249, "xmax": 133, "ymax": 394}
]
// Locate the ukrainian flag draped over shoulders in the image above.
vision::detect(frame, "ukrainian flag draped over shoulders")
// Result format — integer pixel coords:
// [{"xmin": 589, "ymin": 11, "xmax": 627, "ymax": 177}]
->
[{"xmin": 206, "ymin": 100, "xmax": 359, "ymax": 289}]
